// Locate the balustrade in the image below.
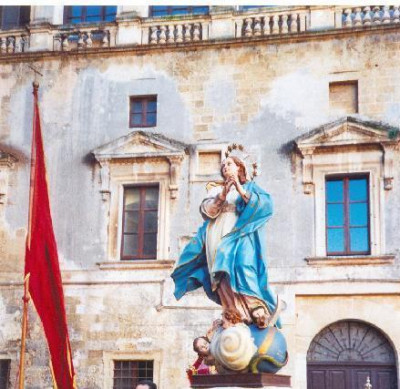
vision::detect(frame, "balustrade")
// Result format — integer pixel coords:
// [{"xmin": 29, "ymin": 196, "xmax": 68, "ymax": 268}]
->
[
  {"xmin": 1, "ymin": 6, "xmax": 400, "ymax": 56},
  {"xmin": 0, "ymin": 34, "xmax": 28, "ymax": 55},
  {"xmin": 342, "ymin": 6, "xmax": 400, "ymax": 27},
  {"xmin": 148, "ymin": 21, "xmax": 205, "ymax": 44},
  {"xmin": 54, "ymin": 29, "xmax": 111, "ymax": 51},
  {"xmin": 240, "ymin": 9, "xmax": 308, "ymax": 38}
]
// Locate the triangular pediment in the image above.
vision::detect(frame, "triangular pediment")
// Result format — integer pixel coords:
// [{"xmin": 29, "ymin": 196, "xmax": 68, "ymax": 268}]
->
[
  {"xmin": 92, "ymin": 131, "xmax": 188, "ymax": 161},
  {"xmin": 295, "ymin": 116, "xmax": 399, "ymax": 154}
]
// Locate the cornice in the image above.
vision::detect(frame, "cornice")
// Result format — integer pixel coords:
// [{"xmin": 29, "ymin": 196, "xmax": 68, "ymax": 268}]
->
[{"xmin": 1, "ymin": 23, "xmax": 400, "ymax": 64}]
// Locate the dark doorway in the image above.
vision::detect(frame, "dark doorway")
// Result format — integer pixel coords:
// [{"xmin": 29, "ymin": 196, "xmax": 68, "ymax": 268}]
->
[{"xmin": 307, "ymin": 320, "xmax": 397, "ymax": 389}]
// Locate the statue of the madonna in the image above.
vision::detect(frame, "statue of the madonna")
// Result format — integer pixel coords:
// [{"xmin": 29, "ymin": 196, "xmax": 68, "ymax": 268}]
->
[{"xmin": 171, "ymin": 144, "xmax": 281, "ymax": 329}]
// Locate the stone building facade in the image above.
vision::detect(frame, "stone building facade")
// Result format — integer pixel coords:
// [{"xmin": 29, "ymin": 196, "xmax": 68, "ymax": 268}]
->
[{"xmin": 0, "ymin": 5, "xmax": 400, "ymax": 389}]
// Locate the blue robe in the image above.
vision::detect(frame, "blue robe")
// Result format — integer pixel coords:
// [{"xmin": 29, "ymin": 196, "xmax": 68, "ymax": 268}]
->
[{"xmin": 171, "ymin": 181, "xmax": 281, "ymax": 328}]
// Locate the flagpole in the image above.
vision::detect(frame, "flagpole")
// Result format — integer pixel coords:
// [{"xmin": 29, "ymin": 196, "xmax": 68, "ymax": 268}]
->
[
  {"xmin": 18, "ymin": 81, "xmax": 39, "ymax": 389},
  {"xmin": 18, "ymin": 276, "xmax": 30, "ymax": 389}
]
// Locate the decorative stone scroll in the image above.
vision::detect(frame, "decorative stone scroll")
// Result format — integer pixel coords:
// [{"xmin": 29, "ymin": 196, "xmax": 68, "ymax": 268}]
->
[{"xmin": 0, "ymin": 151, "xmax": 17, "ymax": 204}]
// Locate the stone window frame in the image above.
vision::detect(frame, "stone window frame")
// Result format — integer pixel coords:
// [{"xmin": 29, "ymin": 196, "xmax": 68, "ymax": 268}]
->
[
  {"xmin": 113, "ymin": 175, "xmax": 168, "ymax": 262},
  {"xmin": 103, "ymin": 350, "xmax": 161, "ymax": 389},
  {"xmin": 329, "ymin": 80, "xmax": 359, "ymax": 114},
  {"xmin": 295, "ymin": 117, "xmax": 399, "ymax": 265},
  {"xmin": 313, "ymin": 161, "xmax": 380, "ymax": 259},
  {"xmin": 92, "ymin": 131, "xmax": 187, "ymax": 268},
  {"xmin": 189, "ymin": 142, "xmax": 228, "ymax": 183}
]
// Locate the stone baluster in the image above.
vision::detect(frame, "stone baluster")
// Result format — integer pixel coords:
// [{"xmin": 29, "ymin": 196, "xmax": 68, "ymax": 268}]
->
[
  {"xmin": 372, "ymin": 6, "xmax": 381, "ymax": 24},
  {"xmin": 343, "ymin": 9, "xmax": 352, "ymax": 27},
  {"xmin": 382, "ymin": 6, "xmax": 390, "ymax": 23},
  {"xmin": 393, "ymin": 7, "xmax": 400, "ymax": 23},
  {"xmin": 0, "ymin": 37, "xmax": 6, "ymax": 53},
  {"xmin": 7, "ymin": 37, "xmax": 15, "ymax": 53},
  {"xmin": 150, "ymin": 26, "xmax": 158, "ymax": 44},
  {"xmin": 299, "ymin": 13, "xmax": 306, "ymax": 31},
  {"xmin": 102, "ymin": 31, "xmax": 109, "ymax": 47},
  {"xmin": 167, "ymin": 25, "xmax": 175, "ymax": 43},
  {"xmin": 243, "ymin": 18, "xmax": 253, "ymax": 37},
  {"xmin": 289, "ymin": 14, "xmax": 297, "ymax": 33},
  {"xmin": 253, "ymin": 17, "xmax": 262, "ymax": 36},
  {"xmin": 363, "ymin": 7, "xmax": 372, "ymax": 25},
  {"xmin": 13, "ymin": 36, "xmax": 21, "ymax": 53},
  {"xmin": 193, "ymin": 23, "xmax": 201, "ymax": 41},
  {"xmin": 353, "ymin": 8, "xmax": 362, "ymax": 26},
  {"xmin": 86, "ymin": 32, "xmax": 93, "ymax": 48},
  {"xmin": 282, "ymin": 14, "xmax": 289, "ymax": 33},
  {"xmin": 175, "ymin": 24, "xmax": 183, "ymax": 43},
  {"xmin": 272, "ymin": 14, "xmax": 280, "ymax": 34},
  {"xmin": 62, "ymin": 34, "xmax": 69, "ymax": 51},
  {"xmin": 77, "ymin": 32, "xmax": 84, "ymax": 49},
  {"xmin": 184, "ymin": 24, "xmax": 192, "ymax": 41},
  {"xmin": 158, "ymin": 25, "xmax": 167, "ymax": 44},
  {"xmin": 262, "ymin": 16, "xmax": 270, "ymax": 35}
]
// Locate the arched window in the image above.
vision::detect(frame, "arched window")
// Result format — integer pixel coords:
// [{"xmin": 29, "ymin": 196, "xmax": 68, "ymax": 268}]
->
[{"xmin": 307, "ymin": 320, "xmax": 397, "ymax": 389}]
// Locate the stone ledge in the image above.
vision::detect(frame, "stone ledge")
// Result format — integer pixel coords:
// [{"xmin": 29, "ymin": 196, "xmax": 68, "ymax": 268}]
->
[
  {"xmin": 191, "ymin": 373, "xmax": 291, "ymax": 388},
  {"xmin": 305, "ymin": 254, "xmax": 395, "ymax": 266},
  {"xmin": 97, "ymin": 259, "xmax": 175, "ymax": 270}
]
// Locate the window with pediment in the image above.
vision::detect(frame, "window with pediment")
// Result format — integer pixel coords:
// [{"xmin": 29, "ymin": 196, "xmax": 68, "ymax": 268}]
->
[
  {"xmin": 295, "ymin": 116, "xmax": 399, "ymax": 264},
  {"xmin": 92, "ymin": 131, "xmax": 187, "ymax": 264}
]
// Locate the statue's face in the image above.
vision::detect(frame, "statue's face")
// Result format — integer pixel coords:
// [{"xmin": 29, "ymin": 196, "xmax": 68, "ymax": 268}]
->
[
  {"xmin": 196, "ymin": 338, "xmax": 210, "ymax": 355},
  {"xmin": 221, "ymin": 157, "xmax": 239, "ymax": 179}
]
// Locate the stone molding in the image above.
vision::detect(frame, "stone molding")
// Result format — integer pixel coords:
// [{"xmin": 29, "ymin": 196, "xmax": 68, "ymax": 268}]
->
[
  {"xmin": 92, "ymin": 131, "xmax": 188, "ymax": 262},
  {"xmin": 305, "ymin": 254, "xmax": 395, "ymax": 266},
  {"xmin": 97, "ymin": 260, "xmax": 175, "ymax": 271},
  {"xmin": 294, "ymin": 116, "xmax": 400, "ymax": 257},
  {"xmin": 295, "ymin": 116, "xmax": 400, "ymax": 194}
]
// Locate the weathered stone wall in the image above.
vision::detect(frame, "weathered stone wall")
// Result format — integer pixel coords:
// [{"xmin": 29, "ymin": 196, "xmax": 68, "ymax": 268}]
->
[{"xmin": 0, "ymin": 25, "xmax": 400, "ymax": 388}]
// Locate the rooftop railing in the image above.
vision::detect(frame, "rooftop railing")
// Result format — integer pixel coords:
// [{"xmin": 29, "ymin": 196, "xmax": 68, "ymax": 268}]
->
[{"xmin": 0, "ymin": 6, "xmax": 400, "ymax": 56}]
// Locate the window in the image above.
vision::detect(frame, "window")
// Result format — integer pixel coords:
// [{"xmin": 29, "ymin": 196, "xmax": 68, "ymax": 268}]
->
[
  {"xmin": 329, "ymin": 81, "xmax": 358, "ymax": 114},
  {"xmin": 326, "ymin": 175, "xmax": 370, "ymax": 256},
  {"xmin": 121, "ymin": 185, "xmax": 159, "ymax": 260},
  {"xmin": 150, "ymin": 6, "xmax": 209, "ymax": 17},
  {"xmin": 129, "ymin": 96, "xmax": 157, "ymax": 128},
  {"xmin": 295, "ymin": 117, "xmax": 397, "ymax": 262},
  {"xmin": 63, "ymin": 6, "xmax": 117, "ymax": 24},
  {"xmin": 0, "ymin": 6, "xmax": 30, "ymax": 30},
  {"xmin": 113, "ymin": 360, "xmax": 154, "ymax": 389},
  {"xmin": 0, "ymin": 360, "xmax": 10, "ymax": 388}
]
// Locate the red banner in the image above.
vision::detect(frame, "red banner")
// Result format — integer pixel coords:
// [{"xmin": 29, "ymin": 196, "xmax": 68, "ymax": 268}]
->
[{"xmin": 24, "ymin": 83, "xmax": 76, "ymax": 388}]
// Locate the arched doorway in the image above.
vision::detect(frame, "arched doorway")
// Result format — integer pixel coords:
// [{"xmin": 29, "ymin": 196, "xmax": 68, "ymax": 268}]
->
[{"xmin": 307, "ymin": 320, "xmax": 397, "ymax": 389}]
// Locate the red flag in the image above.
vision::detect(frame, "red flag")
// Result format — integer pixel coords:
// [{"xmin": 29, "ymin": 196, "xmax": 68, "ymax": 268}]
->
[{"xmin": 24, "ymin": 83, "xmax": 76, "ymax": 388}]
